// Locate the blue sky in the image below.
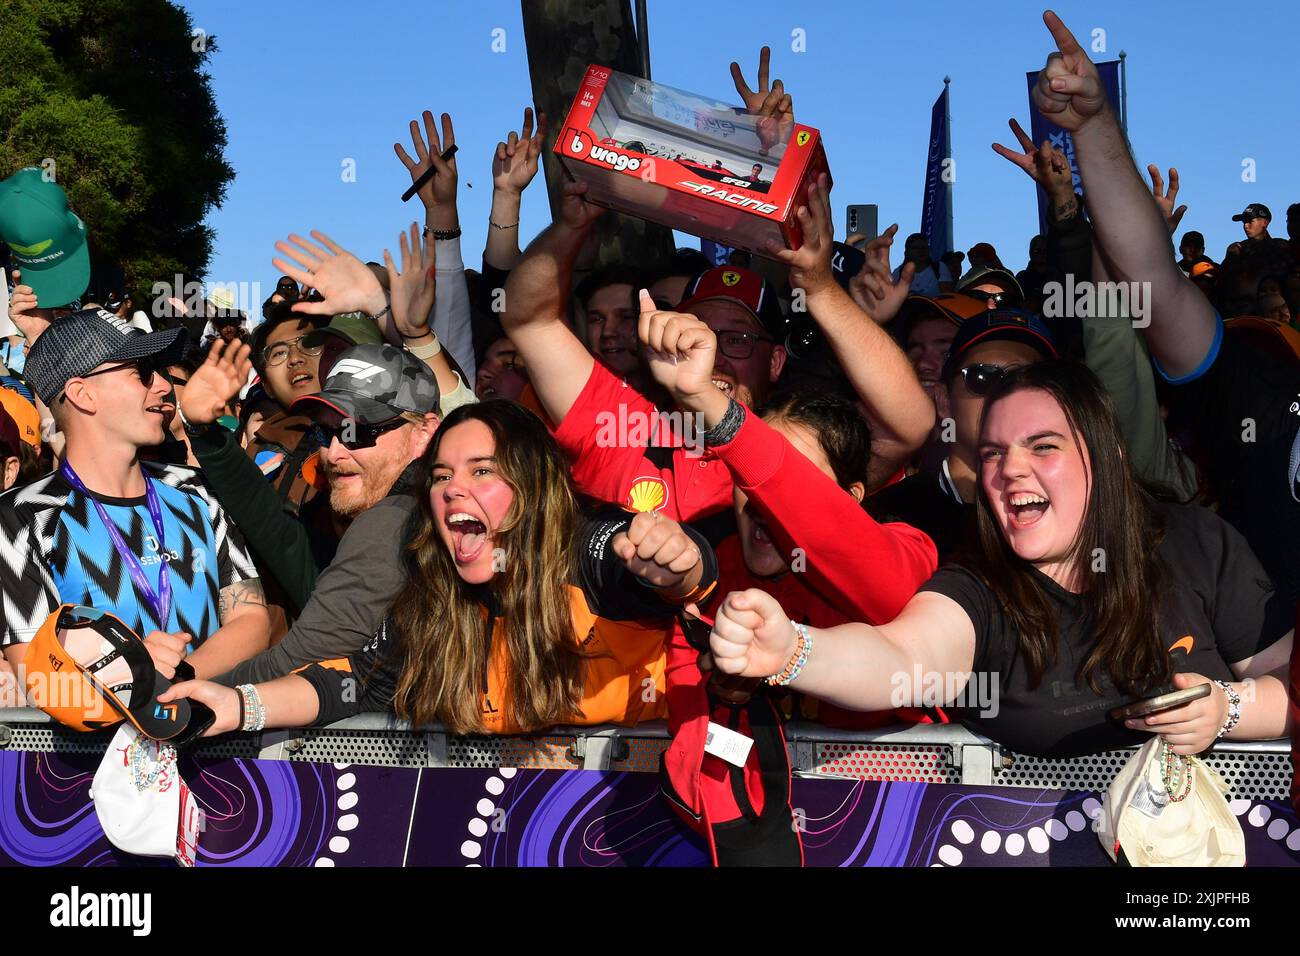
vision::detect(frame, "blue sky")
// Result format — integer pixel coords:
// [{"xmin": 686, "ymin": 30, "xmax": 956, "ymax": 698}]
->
[{"xmin": 179, "ymin": 0, "xmax": 1299, "ymax": 311}]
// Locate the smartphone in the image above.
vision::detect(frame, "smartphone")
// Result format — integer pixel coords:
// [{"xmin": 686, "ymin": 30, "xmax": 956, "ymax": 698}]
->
[
  {"xmin": 1108, "ymin": 682, "xmax": 1211, "ymax": 722},
  {"xmin": 844, "ymin": 204, "xmax": 878, "ymax": 248}
]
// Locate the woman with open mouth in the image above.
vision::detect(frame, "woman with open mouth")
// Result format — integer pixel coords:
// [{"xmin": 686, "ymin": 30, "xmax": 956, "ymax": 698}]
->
[
  {"xmin": 162, "ymin": 400, "xmax": 719, "ymax": 736},
  {"xmin": 707, "ymin": 361, "xmax": 1293, "ymax": 762}
]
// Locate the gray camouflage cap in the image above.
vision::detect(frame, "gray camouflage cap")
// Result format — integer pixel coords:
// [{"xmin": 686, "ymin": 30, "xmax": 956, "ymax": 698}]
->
[{"xmin": 291, "ymin": 342, "xmax": 439, "ymax": 425}]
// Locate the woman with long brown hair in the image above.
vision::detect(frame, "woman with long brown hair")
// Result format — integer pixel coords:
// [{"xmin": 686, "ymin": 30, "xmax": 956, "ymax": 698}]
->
[
  {"xmin": 707, "ymin": 361, "xmax": 1293, "ymax": 758},
  {"xmin": 165, "ymin": 400, "xmax": 718, "ymax": 735}
]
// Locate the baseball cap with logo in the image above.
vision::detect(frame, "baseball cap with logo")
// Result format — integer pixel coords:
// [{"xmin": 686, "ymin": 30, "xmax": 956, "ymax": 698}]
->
[
  {"xmin": 292, "ymin": 343, "xmax": 440, "ymax": 425},
  {"xmin": 678, "ymin": 266, "xmax": 787, "ymax": 339},
  {"xmin": 24, "ymin": 605, "xmax": 211, "ymax": 742},
  {"xmin": 941, "ymin": 307, "xmax": 1059, "ymax": 381},
  {"xmin": 23, "ymin": 307, "xmax": 189, "ymax": 405},
  {"xmin": 1232, "ymin": 203, "xmax": 1272, "ymax": 223},
  {"xmin": 0, "ymin": 167, "xmax": 91, "ymax": 308},
  {"xmin": 0, "ymin": 386, "xmax": 40, "ymax": 449}
]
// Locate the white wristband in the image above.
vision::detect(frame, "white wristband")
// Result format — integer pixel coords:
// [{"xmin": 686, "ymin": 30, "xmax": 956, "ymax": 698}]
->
[{"xmin": 406, "ymin": 334, "xmax": 441, "ymax": 359}]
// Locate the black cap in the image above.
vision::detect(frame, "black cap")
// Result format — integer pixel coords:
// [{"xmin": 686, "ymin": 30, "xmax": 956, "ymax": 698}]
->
[
  {"xmin": 1231, "ymin": 203, "xmax": 1272, "ymax": 222},
  {"xmin": 942, "ymin": 308, "xmax": 1059, "ymax": 381}
]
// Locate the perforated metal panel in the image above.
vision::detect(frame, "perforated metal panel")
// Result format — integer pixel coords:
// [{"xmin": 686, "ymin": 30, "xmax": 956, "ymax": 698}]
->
[
  {"xmin": 285, "ymin": 729, "xmax": 429, "ymax": 768},
  {"xmin": 610, "ymin": 736, "xmax": 671, "ymax": 772},
  {"xmin": 813, "ymin": 743, "xmax": 962, "ymax": 783},
  {"xmin": 2, "ymin": 724, "xmax": 117, "ymax": 754},
  {"xmin": 448, "ymin": 734, "xmax": 582, "ymax": 769},
  {"xmin": 993, "ymin": 747, "xmax": 1294, "ymax": 800}
]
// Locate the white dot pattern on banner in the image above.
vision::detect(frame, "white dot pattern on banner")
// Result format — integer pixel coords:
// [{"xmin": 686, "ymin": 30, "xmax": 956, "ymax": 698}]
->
[
  {"xmin": 466, "ymin": 863, "xmax": 482, "ymax": 868},
  {"xmin": 1082, "ymin": 797, "xmax": 1103, "ymax": 819},
  {"xmin": 464, "ymin": 774, "xmax": 509, "ymax": 866},
  {"xmin": 329, "ymin": 836, "xmax": 350, "ymax": 854},
  {"xmin": 937, "ymin": 845, "xmax": 963, "ymax": 866},
  {"xmin": 477, "ymin": 798, "xmax": 495, "ymax": 816},
  {"xmin": 314, "ymin": 768, "xmax": 363, "ymax": 867},
  {"xmin": 950, "ymin": 820, "xmax": 974, "ymax": 844},
  {"xmin": 1027, "ymin": 827, "xmax": 1050, "ymax": 854},
  {"xmin": 1287, "ymin": 829, "xmax": 1300, "ymax": 852},
  {"xmin": 1005, "ymin": 833, "xmax": 1025, "ymax": 857},
  {"xmin": 1229, "ymin": 799, "xmax": 1251, "ymax": 816},
  {"xmin": 338, "ymin": 813, "xmax": 359, "ymax": 832},
  {"xmin": 337, "ymin": 772, "xmax": 356, "ymax": 791},
  {"xmin": 1267, "ymin": 819, "xmax": 1289, "ymax": 841},
  {"xmin": 1065, "ymin": 810, "xmax": 1087, "ymax": 832},
  {"xmin": 485, "ymin": 777, "xmax": 505, "ymax": 795},
  {"xmin": 1045, "ymin": 818, "xmax": 1068, "ymax": 841},
  {"xmin": 333, "ymin": 763, "xmax": 351, "ymax": 770},
  {"xmin": 498, "ymin": 767, "xmax": 518, "ymax": 779},
  {"xmin": 461, "ymin": 840, "xmax": 482, "ymax": 859},
  {"xmin": 468, "ymin": 818, "xmax": 488, "ymax": 837},
  {"xmin": 314, "ymin": 858, "xmax": 335, "ymax": 867},
  {"xmin": 1247, "ymin": 806, "xmax": 1270, "ymax": 827},
  {"xmin": 337, "ymin": 792, "xmax": 358, "ymax": 811},
  {"xmin": 980, "ymin": 830, "xmax": 1001, "ymax": 855}
]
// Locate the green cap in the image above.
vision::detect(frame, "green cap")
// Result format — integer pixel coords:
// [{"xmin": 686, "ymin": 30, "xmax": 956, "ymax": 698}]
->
[
  {"xmin": 321, "ymin": 311, "xmax": 385, "ymax": 347},
  {"xmin": 0, "ymin": 168, "xmax": 91, "ymax": 308}
]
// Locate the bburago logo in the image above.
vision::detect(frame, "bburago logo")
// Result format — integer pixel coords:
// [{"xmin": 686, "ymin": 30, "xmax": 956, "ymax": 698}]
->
[
  {"xmin": 587, "ymin": 142, "xmax": 642, "ymax": 173},
  {"xmin": 890, "ymin": 666, "xmax": 1001, "ymax": 718},
  {"xmin": 49, "ymin": 886, "xmax": 152, "ymax": 935},
  {"xmin": 679, "ymin": 182, "xmax": 779, "ymax": 214},
  {"xmin": 567, "ymin": 128, "xmax": 593, "ymax": 156},
  {"xmin": 796, "ymin": 130, "xmax": 811, "ymax": 147}
]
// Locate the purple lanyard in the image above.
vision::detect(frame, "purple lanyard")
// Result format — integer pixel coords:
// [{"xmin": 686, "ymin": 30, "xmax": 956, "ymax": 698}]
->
[{"xmin": 60, "ymin": 461, "xmax": 173, "ymax": 628}]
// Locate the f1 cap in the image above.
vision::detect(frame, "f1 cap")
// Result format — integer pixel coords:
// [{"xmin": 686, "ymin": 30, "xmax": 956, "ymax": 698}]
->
[
  {"xmin": 1231, "ymin": 203, "xmax": 1272, "ymax": 222},
  {"xmin": 24, "ymin": 308, "xmax": 189, "ymax": 405},
  {"xmin": 291, "ymin": 343, "xmax": 440, "ymax": 425},
  {"xmin": 25, "ymin": 605, "xmax": 192, "ymax": 740},
  {"xmin": 678, "ymin": 265, "xmax": 787, "ymax": 339},
  {"xmin": 942, "ymin": 307, "xmax": 1059, "ymax": 381},
  {"xmin": 0, "ymin": 167, "xmax": 91, "ymax": 308}
]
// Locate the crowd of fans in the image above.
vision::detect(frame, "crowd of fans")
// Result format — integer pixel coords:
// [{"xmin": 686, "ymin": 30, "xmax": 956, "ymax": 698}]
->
[{"xmin": 0, "ymin": 11, "xmax": 1295, "ymax": 864}]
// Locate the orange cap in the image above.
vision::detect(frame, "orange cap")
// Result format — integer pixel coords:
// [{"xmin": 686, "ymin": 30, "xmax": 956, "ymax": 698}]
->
[{"xmin": 0, "ymin": 387, "xmax": 40, "ymax": 449}]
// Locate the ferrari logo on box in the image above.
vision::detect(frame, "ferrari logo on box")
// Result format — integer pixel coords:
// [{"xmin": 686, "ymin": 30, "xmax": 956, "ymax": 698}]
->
[{"xmin": 796, "ymin": 130, "xmax": 811, "ymax": 147}]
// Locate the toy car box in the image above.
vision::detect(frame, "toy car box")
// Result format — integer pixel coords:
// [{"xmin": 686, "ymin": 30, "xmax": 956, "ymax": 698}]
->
[{"xmin": 555, "ymin": 65, "xmax": 831, "ymax": 255}]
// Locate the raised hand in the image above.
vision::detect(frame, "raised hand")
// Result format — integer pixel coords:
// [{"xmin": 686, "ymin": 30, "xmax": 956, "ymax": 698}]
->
[
  {"xmin": 394, "ymin": 110, "xmax": 459, "ymax": 222},
  {"xmin": 558, "ymin": 180, "xmax": 604, "ymax": 232},
  {"xmin": 991, "ymin": 118, "xmax": 1075, "ymax": 200},
  {"xmin": 765, "ymin": 172, "xmax": 834, "ymax": 293},
  {"xmin": 493, "ymin": 107, "xmax": 547, "ymax": 197},
  {"xmin": 1147, "ymin": 165, "xmax": 1187, "ymax": 235},
  {"xmin": 730, "ymin": 45, "xmax": 795, "ymax": 153},
  {"xmin": 181, "ymin": 339, "xmax": 252, "ymax": 427},
  {"xmin": 272, "ymin": 231, "xmax": 387, "ymax": 318},
  {"xmin": 1032, "ymin": 10, "xmax": 1109, "ymax": 134},
  {"xmin": 611, "ymin": 511, "xmax": 704, "ymax": 592},
  {"xmin": 383, "ymin": 221, "xmax": 437, "ymax": 342},
  {"xmin": 709, "ymin": 589, "xmax": 796, "ymax": 679},
  {"xmin": 6, "ymin": 270, "xmax": 50, "ymax": 344},
  {"xmin": 637, "ymin": 289, "xmax": 718, "ymax": 405},
  {"xmin": 847, "ymin": 224, "xmax": 914, "ymax": 325}
]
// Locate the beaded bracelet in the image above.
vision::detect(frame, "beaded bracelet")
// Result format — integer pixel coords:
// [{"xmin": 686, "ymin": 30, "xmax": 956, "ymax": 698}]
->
[
  {"xmin": 766, "ymin": 621, "xmax": 812, "ymax": 687},
  {"xmin": 237, "ymin": 684, "xmax": 267, "ymax": 732},
  {"xmin": 702, "ymin": 397, "xmax": 745, "ymax": 448},
  {"xmin": 1213, "ymin": 680, "xmax": 1241, "ymax": 739}
]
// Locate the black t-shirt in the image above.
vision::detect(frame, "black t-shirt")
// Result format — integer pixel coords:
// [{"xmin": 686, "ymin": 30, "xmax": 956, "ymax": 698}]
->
[
  {"xmin": 1164, "ymin": 328, "xmax": 1300, "ymax": 601},
  {"xmin": 920, "ymin": 502, "xmax": 1292, "ymax": 758},
  {"xmin": 866, "ymin": 464, "xmax": 972, "ymax": 562}
]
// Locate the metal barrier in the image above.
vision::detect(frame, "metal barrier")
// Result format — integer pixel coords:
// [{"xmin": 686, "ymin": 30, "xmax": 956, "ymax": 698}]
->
[{"xmin": 0, "ymin": 706, "xmax": 1291, "ymax": 799}]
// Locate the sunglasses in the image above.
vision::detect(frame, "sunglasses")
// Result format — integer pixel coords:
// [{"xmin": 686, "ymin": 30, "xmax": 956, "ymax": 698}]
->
[
  {"xmin": 309, "ymin": 415, "xmax": 413, "ymax": 452},
  {"xmin": 958, "ymin": 363, "xmax": 1016, "ymax": 396},
  {"xmin": 60, "ymin": 357, "xmax": 171, "ymax": 402},
  {"xmin": 962, "ymin": 289, "xmax": 1023, "ymax": 309}
]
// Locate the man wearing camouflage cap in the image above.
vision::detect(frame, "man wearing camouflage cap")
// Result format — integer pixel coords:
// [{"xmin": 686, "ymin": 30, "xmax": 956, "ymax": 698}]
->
[{"xmin": 205, "ymin": 342, "xmax": 441, "ymax": 687}]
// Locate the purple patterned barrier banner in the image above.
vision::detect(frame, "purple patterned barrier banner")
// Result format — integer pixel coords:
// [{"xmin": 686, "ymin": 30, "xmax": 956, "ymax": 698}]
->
[{"xmin": 2, "ymin": 750, "xmax": 1297, "ymax": 867}]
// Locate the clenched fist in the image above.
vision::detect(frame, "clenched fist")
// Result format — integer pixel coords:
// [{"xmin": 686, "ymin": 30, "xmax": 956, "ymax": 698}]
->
[
  {"xmin": 612, "ymin": 511, "xmax": 704, "ymax": 597},
  {"xmin": 709, "ymin": 589, "xmax": 797, "ymax": 679}
]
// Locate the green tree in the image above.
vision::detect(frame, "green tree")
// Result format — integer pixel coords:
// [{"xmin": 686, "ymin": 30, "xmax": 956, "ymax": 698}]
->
[{"xmin": 0, "ymin": 0, "xmax": 233, "ymax": 302}]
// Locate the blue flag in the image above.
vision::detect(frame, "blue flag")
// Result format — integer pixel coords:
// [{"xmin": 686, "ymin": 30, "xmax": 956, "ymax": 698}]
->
[
  {"xmin": 699, "ymin": 238, "xmax": 733, "ymax": 267},
  {"xmin": 1025, "ymin": 60, "xmax": 1122, "ymax": 234},
  {"xmin": 920, "ymin": 86, "xmax": 953, "ymax": 258}
]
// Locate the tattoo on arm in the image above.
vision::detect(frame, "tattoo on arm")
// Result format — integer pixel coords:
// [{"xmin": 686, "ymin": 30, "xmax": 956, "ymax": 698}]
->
[
  {"xmin": 219, "ymin": 578, "xmax": 267, "ymax": 621},
  {"xmin": 1053, "ymin": 196, "xmax": 1080, "ymax": 222}
]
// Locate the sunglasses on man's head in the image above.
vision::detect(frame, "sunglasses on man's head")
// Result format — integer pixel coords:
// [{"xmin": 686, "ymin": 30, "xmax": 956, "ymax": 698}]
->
[
  {"xmin": 957, "ymin": 363, "xmax": 1015, "ymax": 396},
  {"xmin": 309, "ymin": 415, "xmax": 413, "ymax": 452}
]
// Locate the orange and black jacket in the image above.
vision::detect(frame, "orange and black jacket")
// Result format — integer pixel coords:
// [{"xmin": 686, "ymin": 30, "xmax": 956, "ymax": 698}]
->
[{"xmin": 295, "ymin": 512, "xmax": 718, "ymax": 731}]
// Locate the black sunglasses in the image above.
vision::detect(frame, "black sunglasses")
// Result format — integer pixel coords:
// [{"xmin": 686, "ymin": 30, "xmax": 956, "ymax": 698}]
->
[
  {"xmin": 60, "ymin": 357, "xmax": 170, "ymax": 402},
  {"xmin": 958, "ymin": 363, "xmax": 1015, "ymax": 396},
  {"xmin": 963, "ymin": 289, "xmax": 1023, "ymax": 309},
  {"xmin": 310, "ymin": 415, "xmax": 412, "ymax": 452}
]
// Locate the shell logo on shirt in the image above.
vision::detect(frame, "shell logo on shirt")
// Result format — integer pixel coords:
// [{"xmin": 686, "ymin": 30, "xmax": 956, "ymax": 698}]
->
[{"xmin": 625, "ymin": 476, "xmax": 668, "ymax": 514}]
